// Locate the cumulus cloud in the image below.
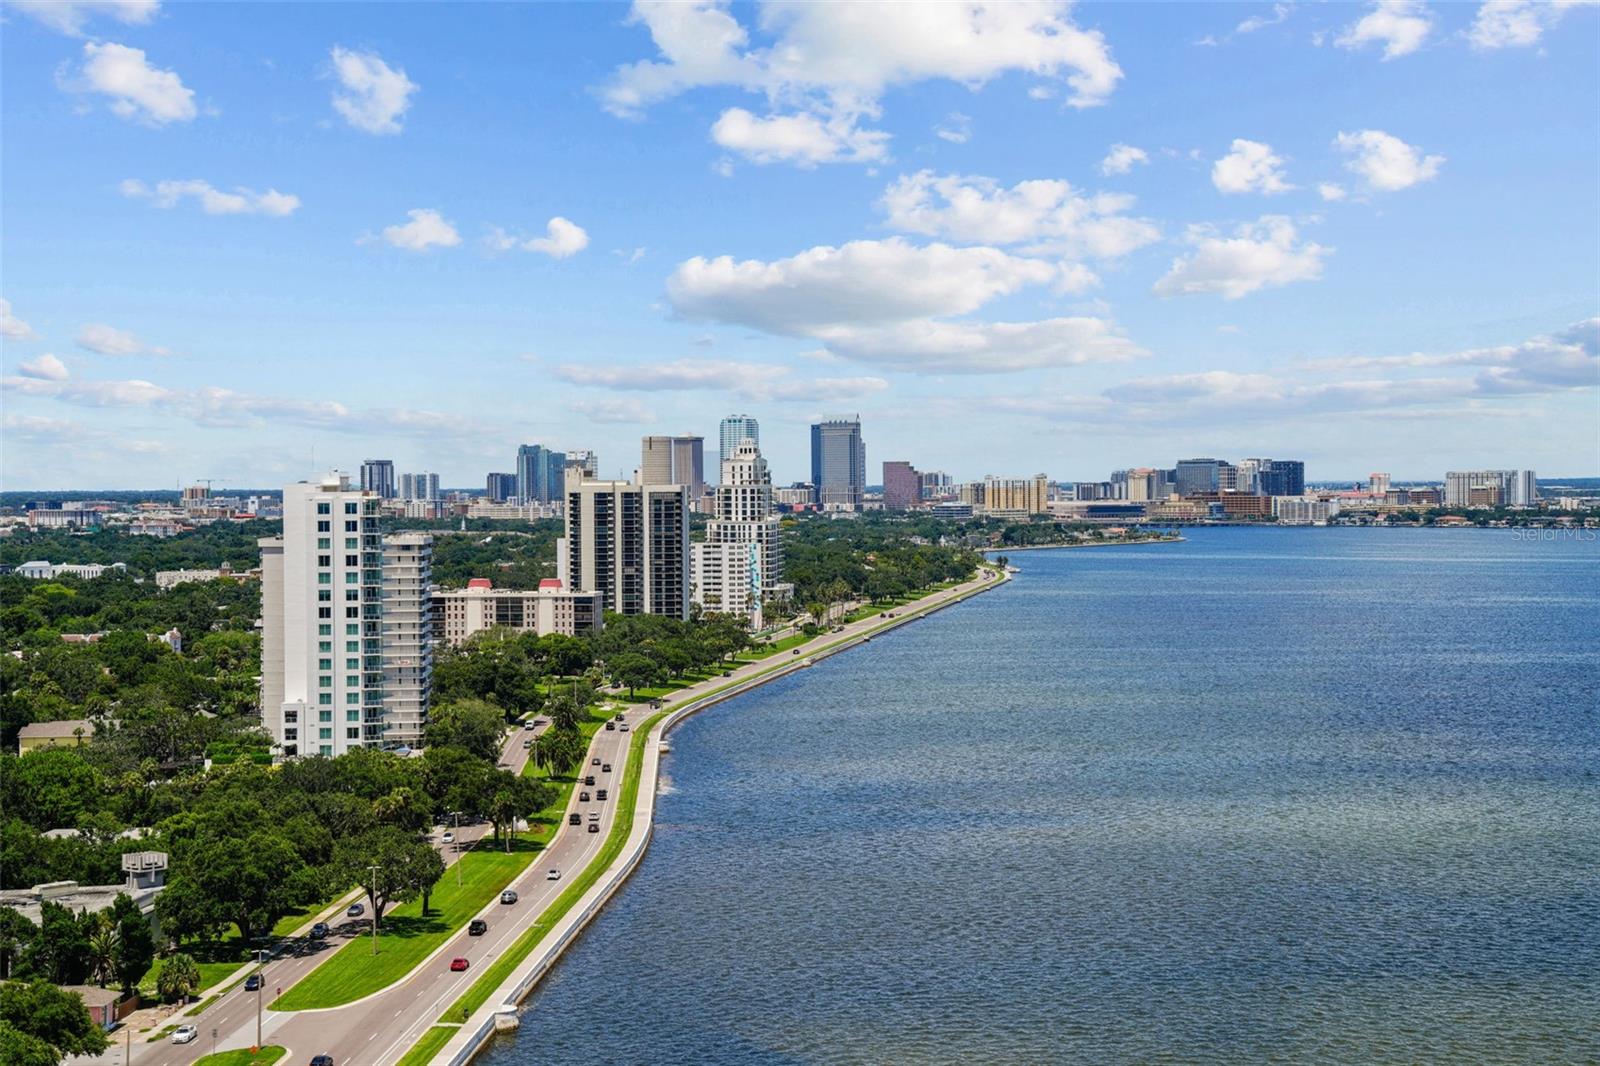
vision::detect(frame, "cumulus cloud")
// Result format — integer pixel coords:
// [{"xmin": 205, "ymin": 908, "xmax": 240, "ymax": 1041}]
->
[
  {"xmin": 555, "ymin": 358, "xmax": 888, "ymax": 402},
  {"xmin": 380, "ymin": 209, "xmax": 461, "ymax": 251},
  {"xmin": 1211, "ymin": 138, "xmax": 1294, "ymax": 195},
  {"xmin": 120, "ymin": 178, "xmax": 300, "ymax": 216},
  {"xmin": 602, "ymin": 1, "xmax": 1122, "ymax": 166},
  {"xmin": 486, "ymin": 217, "xmax": 590, "ymax": 258},
  {"xmin": 1304, "ymin": 318, "xmax": 1599, "ymax": 393},
  {"xmin": 1336, "ymin": 0, "xmax": 1432, "ymax": 59},
  {"xmin": 69, "ymin": 41, "xmax": 196, "ymax": 124},
  {"xmin": 1153, "ymin": 216, "xmax": 1330, "ymax": 300},
  {"xmin": 76, "ymin": 323, "xmax": 170, "ymax": 356},
  {"xmin": 1, "ymin": 298, "xmax": 39, "ymax": 341},
  {"xmin": 878, "ymin": 171, "xmax": 1159, "ymax": 258},
  {"xmin": 8, "ymin": 0, "xmax": 159, "ymax": 36},
  {"xmin": 570, "ymin": 397, "xmax": 657, "ymax": 424},
  {"xmin": 1466, "ymin": 0, "xmax": 1593, "ymax": 49},
  {"xmin": 329, "ymin": 46, "xmax": 417, "ymax": 135},
  {"xmin": 1237, "ymin": 3, "xmax": 1294, "ymax": 34},
  {"xmin": 1100, "ymin": 143, "xmax": 1149, "ymax": 176},
  {"xmin": 18, "ymin": 354, "xmax": 70, "ymax": 381},
  {"xmin": 815, "ymin": 317, "xmax": 1144, "ymax": 374},
  {"xmin": 1335, "ymin": 129, "xmax": 1444, "ymax": 191},
  {"xmin": 1318, "ymin": 182, "xmax": 1347, "ymax": 202}
]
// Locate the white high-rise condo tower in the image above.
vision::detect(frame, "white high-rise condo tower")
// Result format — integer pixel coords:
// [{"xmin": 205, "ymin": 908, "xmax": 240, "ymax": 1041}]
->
[{"xmin": 692, "ymin": 439, "xmax": 790, "ymax": 628}]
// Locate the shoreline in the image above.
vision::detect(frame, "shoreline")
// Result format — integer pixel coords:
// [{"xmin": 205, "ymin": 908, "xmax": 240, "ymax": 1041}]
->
[
  {"xmin": 992, "ymin": 535, "xmax": 1183, "ymax": 553},
  {"xmin": 422, "ymin": 566, "xmax": 1012, "ymax": 1066}
]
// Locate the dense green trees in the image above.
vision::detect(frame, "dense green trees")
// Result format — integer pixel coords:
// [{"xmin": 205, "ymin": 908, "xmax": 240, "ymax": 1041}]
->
[
  {"xmin": 424, "ymin": 699, "xmax": 509, "ymax": 761},
  {"xmin": 155, "ymin": 953, "xmax": 200, "ymax": 1004},
  {"xmin": 336, "ymin": 827, "xmax": 446, "ymax": 929},
  {"xmin": 0, "ymin": 980, "xmax": 110, "ymax": 1063}
]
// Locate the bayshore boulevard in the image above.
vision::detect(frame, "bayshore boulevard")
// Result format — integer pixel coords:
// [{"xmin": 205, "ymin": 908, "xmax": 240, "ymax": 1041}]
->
[{"xmin": 88, "ymin": 565, "xmax": 1011, "ymax": 1066}]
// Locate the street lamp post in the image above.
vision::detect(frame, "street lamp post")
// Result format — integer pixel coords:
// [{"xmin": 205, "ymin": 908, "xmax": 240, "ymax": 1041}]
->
[
  {"xmin": 453, "ymin": 811, "xmax": 461, "ymax": 887},
  {"xmin": 255, "ymin": 950, "xmax": 263, "ymax": 1049},
  {"xmin": 367, "ymin": 864, "xmax": 380, "ymax": 955}
]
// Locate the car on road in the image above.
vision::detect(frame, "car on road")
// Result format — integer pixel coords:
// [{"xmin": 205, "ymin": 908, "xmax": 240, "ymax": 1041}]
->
[
  {"xmin": 309, "ymin": 922, "xmax": 330, "ymax": 940},
  {"xmin": 591, "ymin": 756, "xmax": 601, "ymax": 765},
  {"xmin": 619, "ymin": 724, "xmax": 630, "ymax": 732},
  {"xmin": 588, "ymin": 812, "xmax": 600, "ymax": 822},
  {"xmin": 310, "ymin": 1057, "xmax": 335, "ymax": 1066},
  {"xmin": 596, "ymin": 789, "xmax": 608, "ymax": 801},
  {"xmin": 500, "ymin": 890, "xmax": 518, "ymax": 905},
  {"xmin": 441, "ymin": 831, "xmax": 455, "ymax": 843},
  {"xmin": 546, "ymin": 868, "xmax": 561, "ymax": 880},
  {"xmin": 601, "ymin": 763, "xmax": 611, "ymax": 772},
  {"xmin": 171, "ymin": 1025, "xmax": 198, "ymax": 1044},
  {"xmin": 468, "ymin": 919, "xmax": 488, "ymax": 936},
  {"xmin": 244, "ymin": 974, "xmax": 262, "ymax": 991},
  {"xmin": 605, "ymin": 721, "xmax": 615, "ymax": 730},
  {"xmin": 584, "ymin": 775, "xmax": 595, "ymax": 786},
  {"xmin": 347, "ymin": 902, "xmax": 364, "ymax": 918},
  {"xmin": 587, "ymin": 822, "xmax": 600, "ymax": 833},
  {"xmin": 568, "ymin": 812, "xmax": 581, "ymax": 825},
  {"xmin": 523, "ymin": 720, "xmax": 537, "ymax": 730},
  {"xmin": 579, "ymin": 790, "xmax": 590, "ymax": 801},
  {"xmin": 523, "ymin": 739, "xmax": 532, "ymax": 749},
  {"xmin": 450, "ymin": 957, "xmax": 470, "ymax": 972}
]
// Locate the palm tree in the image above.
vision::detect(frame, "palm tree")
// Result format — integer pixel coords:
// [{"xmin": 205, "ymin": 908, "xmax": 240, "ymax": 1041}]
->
[
  {"xmin": 87, "ymin": 917, "xmax": 119, "ymax": 988},
  {"xmin": 156, "ymin": 952, "xmax": 201, "ymax": 1005}
]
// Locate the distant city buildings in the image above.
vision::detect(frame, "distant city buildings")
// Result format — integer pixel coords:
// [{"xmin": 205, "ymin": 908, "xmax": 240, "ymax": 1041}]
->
[
  {"xmin": 485, "ymin": 472, "xmax": 518, "ymax": 503},
  {"xmin": 640, "ymin": 435, "xmax": 707, "ymax": 506},
  {"xmin": 27, "ymin": 507, "xmax": 101, "ymax": 530},
  {"xmin": 258, "ymin": 474, "xmax": 434, "ymax": 758},
  {"xmin": 14, "ymin": 561, "xmax": 127, "ymax": 580},
  {"xmin": 433, "ymin": 577, "xmax": 602, "ymax": 645},
  {"xmin": 516, "ymin": 444, "xmax": 569, "ymax": 505},
  {"xmin": 399, "ymin": 472, "xmax": 441, "ymax": 502},
  {"xmin": 1444, "ymin": 469, "xmax": 1537, "ymax": 507},
  {"xmin": 719, "ymin": 415, "xmax": 760, "ymax": 460},
  {"xmin": 811, "ymin": 418, "xmax": 866, "ymax": 511},
  {"xmin": 882, "ymin": 461, "xmax": 920, "ymax": 510},
  {"xmin": 361, "ymin": 459, "xmax": 397, "ymax": 500},
  {"xmin": 563, "ymin": 471, "xmax": 689, "ymax": 619}
]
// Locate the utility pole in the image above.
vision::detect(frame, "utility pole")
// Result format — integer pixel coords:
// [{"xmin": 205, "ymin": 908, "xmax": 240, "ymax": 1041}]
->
[
  {"xmin": 255, "ymin": 950, "xmax": 263, "ymax": 1049},
  {"xmin": 367, "ymin": 864, "xmax": 380, "ymax": 955}
]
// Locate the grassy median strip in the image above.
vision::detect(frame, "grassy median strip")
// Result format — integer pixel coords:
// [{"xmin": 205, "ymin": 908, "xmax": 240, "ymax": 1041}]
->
[
  {"xmin": 395, "ymin": 1025, "xmax": 458, "ymax": 1066},
  {"xmin": 193, "ymin": 1047, "xmax": 286, "ymax": 1066},
  {"xmin": 271, "ymin": 842, "xmax": 537, "ymax": 1011}
]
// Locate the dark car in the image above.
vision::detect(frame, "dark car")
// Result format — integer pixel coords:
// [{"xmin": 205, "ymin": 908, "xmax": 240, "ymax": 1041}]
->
[
  {"xmin": 579, "ymin": 791, "xmax": 591, "ymax": 802},
  {"xmin": 568, "ymin": 812, "xmax": 581, "ymax": 825},
  {"xmin": 310, "ymin": 1056, "xmax": 335, "ymax": 1066},
  {"xmin": 468, "ymin": 919, "xmax": 487, "ymax": 936},
  {"xmin": 243, "ymin": 974, "xmax": 262, "ymax": 991},
  {"xmin": 584, "ymin": 775, "xmax": 595, "ymax": 786},
  {"xmin": 601, "ymin": 763, "xmax": 611, "ymax": 773},
  {"xmin": 309, "ymin": 922, "xmax": 330, "ymax": 940},
  {"xmin": 595, "ymin": 788, "xmax": 608, "ymax": 801},
  {"xmin": 587, "ymin": 822, "xmax": 600, "ymax": 834},
  {"xmin": 605, "ymin": 721, "xmax": 615, "ymax": 731},
  {"xmin": 346, "ymin": 902, "xmax": 364, "ymax": 918}
]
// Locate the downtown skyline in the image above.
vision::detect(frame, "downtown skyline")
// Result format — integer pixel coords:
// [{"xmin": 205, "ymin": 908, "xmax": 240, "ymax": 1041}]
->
[{"xmin": 2, "ymin": 1, "xmax": 1598, "ymax": 490}]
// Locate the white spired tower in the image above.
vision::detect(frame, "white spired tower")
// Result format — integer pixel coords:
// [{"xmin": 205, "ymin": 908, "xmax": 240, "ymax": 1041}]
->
[
  {"xmin": 692, "ymin": 439, "xmax": 790, "ymax": 628},
  {"xmin": 259, "ymin": 473, "xmax": 433, "ymax": 758}
]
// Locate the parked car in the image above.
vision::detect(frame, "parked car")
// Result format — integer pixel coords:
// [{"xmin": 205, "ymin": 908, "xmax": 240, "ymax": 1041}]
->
[
  {"xmin": 449, "ymin": 957, "xmax": 470, "ymax": 972},
  {"xmin": 309, "ymin": 922, "xmax": 329, "ymax": 940},
  {"xmin": 310, "ymin": 1056, "xmax": 335, "ymax": 1066},
  {"xmin": 171, "ymin": 1025, "xmax": 198, "ymax": 1045},
  {"xmin": 546, "ymin": 868, "xmax": 561, "ymax": 880},
  {"xmin": 596, "ymin": 788, "xmax": 608, "ymax": 801},
  {"xmin": 568, "ymin": 812, "xmax": 581, "ymax": 825},
  {"xmin": 244, "ymin": 974, "xmax": 262, "ymax": 991},
  {"xmin": 468, "ymin": 919, "xmax": 488, "ymax": 936},
  {"xmin": 347, "ymin": 902, "xmax": 364, "ymax": 918},
  {"xmin": 500, "ymin": 890, "xmax": 518, "ymax": 905},
  {"xmin": 587, "ymin": 822, "xmax": 600, "ymax": 834}
]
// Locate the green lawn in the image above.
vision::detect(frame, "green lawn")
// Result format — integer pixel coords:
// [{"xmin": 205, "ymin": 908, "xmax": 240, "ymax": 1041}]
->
[
  {"xmin": 139, "ymin": 956, "xmax": 246, "ymax": 1001},
  {"xmin": 193, "ymin": 1047, "xmax": 286, "ymax": 1066},
  {"xmin": 395, "ymin": 1025, "xmax": 458, "ymax": 1066},
  {"xmin": 270, "ymin": 841, "xmax": 539, "ymax": 1011}
]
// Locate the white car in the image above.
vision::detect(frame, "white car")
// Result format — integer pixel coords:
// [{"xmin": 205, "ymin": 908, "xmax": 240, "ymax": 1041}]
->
[
  {"xmin": 441, "ymin": 831, "xmax": 455, "ymax": 844},
  {"xmin": 171, "ymin": 1025, "xmax": 199, "ymax": 1045},
  {"xmin": 546, "ymin": 869, "xmax": 561, "ymax": 880}
]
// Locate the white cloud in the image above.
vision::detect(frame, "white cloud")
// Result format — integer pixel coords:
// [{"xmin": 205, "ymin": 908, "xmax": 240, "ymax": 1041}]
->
[
  {"xmin": 1335, "ymin": 129, "xmax": 1444, "ymax": 191},
  {"xmin": 70, "ymin": 41, "xmax": 196, "ymax": 124},
  {"xmin": 878, "ymin": 171, "xmax": 1159, "ymax": 258},
  {"xmin": 603, "ymin": 1, "xmax": 1122, "ymax": 167},
  {"xmin": 1466, "ymin": 0, "xmax": 1594, "ymax": 49},
  {"xmin": 668, "ymin": 237, "xmax": 1059, "ymax": 335},
  {"xmin": 18, "ymin": 353, "xmax": 70, "ymax": 381},
  {"xmin": 1100, "ymin": 143, "xmax": 1149, "ymax": 176},
  {"xmin": 76, "ymin": 323, "xmax": 170, "ymax": 356},
  {"xmin": 815, "ymin": 317, "xmax": 1145, "ymax": 374},
  {"xmin": 555, "ymin": 358, "xmax": 888, "ymax": 402},
  {"xmin": 1237, "ymin": 3, "xmax": 1294, "ymax": 33},
  {"xmin": 570, "ymin": 397, "xmax": 657, "ymax": 424},
  {"xmin": 329, "ymin": 46, "xmax": 417, "ymax": 135},
  {"xmin": 487, "ymin": 217, "xmax": 590, "ymax": 258},
  {"xmin": 1336, "ymin": 1, "xmax": 1433, "ymax": 59},
  {"xmin": 1, "ymin": 298, "xmax": 39, "ymax": 341},
  {"xmin": 380, "ymin": 209, "xmax": 461, "ymax": 252},
  {"xmin": 120, "ymin": 178, "xmax": 300, "ymax": 216},
  {"xmin": 1318, "ymin": 182, "xmax": 1347, "ymax": 202},
  {"xmin": 1211, "ymin": 138, "xmax": 1294, "ymax": 195},
  {"xmin": 1303, "ymin": 318, "xmax": 1599, "ymax": 393},
  {"xmin": 1153, "ymin": 216, "xmax": 1330, "ymax": 300},
  {"xmin": 935, "ymin": 112, "xmax": 972, "ymax": 144},
  {"xmin": 8, "ymin": 0, "xmax": 158, "ymax": 37},
  {"xmin": 710, "ymin": 107, "xmax": 888, "ymax": 166}
]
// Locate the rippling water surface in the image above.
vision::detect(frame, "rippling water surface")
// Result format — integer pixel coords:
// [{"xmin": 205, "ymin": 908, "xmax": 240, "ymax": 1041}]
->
[{"xmin": 483, "ymin": 527, "xmax": 1600, "ymax": 1064}]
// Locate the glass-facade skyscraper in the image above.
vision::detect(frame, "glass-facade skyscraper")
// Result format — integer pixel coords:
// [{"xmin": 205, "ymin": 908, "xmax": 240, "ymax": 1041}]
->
[{"xmin": 810, "ymin": 418, "xmax": 866, "ymax": 510}]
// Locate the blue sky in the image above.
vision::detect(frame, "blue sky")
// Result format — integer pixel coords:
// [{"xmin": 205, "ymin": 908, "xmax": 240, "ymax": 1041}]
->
[{"xmin": 2, "ymin": 0, "xmax": 1596, "ymax": 490}]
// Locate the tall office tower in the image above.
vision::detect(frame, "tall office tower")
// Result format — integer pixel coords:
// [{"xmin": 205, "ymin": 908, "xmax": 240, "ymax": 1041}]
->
[
  {"xmin": 360, "ymin": 459, "xmax": 396, "ymax": 500},
  {"xmin": 485, "ymin": 472, "xmax": 518, "ymax": 503},
  {"xmin": 566, "ymin": 450, "xmax": 599, "ymax": 479},
  {"xmin": 1120, "ymin": 468, "xmax": 1168, "ymax": 502},
  {"xmin": 693, "ymin": 440, "xmax": 786, "ymax": 626},
  {"xmin": 1175, "ymin": 458, "xmax": 1231, "ymax": 497},
  {"xmin": 882, "ymin": 461, "xmax": 921, "ymax": 510},
  {"xmin": 919, "ymin": 470, "xmax": 952, "ymax": 496},
  {"xmin": 399, "ymin": 472, "xmax": 440, "ymax": 502},
  {"xmin": 1369, "ymin": 472, "xmax": 1392, "ymax": 495},
  {"xmin": 719, "ymin": 415, "xmax": 760, "ymax": 460},
  {"xmin": 516, "ymin": 444, "xmax": 545, "ymax": 504},
  {"xmin": 1251, "ymin": 459, "xmax": 1306, "ymax": 497},
  {"xmin": 1234, "ymin": 459, "xmax": 1262, "ymax": 495},
  {"xmin": 564, "ymin": 472, "xmax": 689, "ymax": 619},
  {"xmin": 1512, "ymin": 469, "xmax": 1538, "ymax": 506},
  {"xmin": 399, "ymin": 473, "xmax": 416, "ymax": 501},
  {"xmin": 811, "ymin": 418, "xmax": 866, "ymax": 510},
  {"xmin": 980, "ymin": 475, "xmax": 1049, "ymax": 514},
  {"xmin": 258, "ymin": 474, "xmax": 433, "ymax": 758},
  {"xmin": 640, "ymin": 436, "xmax": 706, "ymax": 502}
]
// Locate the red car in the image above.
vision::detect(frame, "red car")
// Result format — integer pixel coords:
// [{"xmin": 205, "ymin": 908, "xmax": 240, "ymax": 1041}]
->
[{"xmin": 449, "ymin": 957, "xmax": 470, "ymax": 972}]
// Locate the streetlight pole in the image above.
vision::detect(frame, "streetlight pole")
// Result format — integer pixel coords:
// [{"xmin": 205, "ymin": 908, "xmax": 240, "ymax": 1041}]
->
[
  {"xmin": 255, "ymin": 950, "xmax": 262, "ymax": 1049},
  {"xmin": 367, "ymin": 864, "xmax": 380, "ymax": 955},
  {"xmin": 453, "ymin": 812, "xmax": 461, "ymax": 887}
]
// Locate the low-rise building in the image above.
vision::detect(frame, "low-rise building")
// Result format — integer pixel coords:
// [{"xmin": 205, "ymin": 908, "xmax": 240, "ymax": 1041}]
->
[
  {"xmin": 27, "ymin": 507, "xmax": 101, "ymax": 530},
  {"xmin": 18, "ymin": 719, "xmax": 94, "ymax": 753},
  {"xmin": 154, "ymin": 563, "xmax": 257, "ymax": 589},
  {"xmin": 15, "ymin": 561, "xmax": 126, "ymax": 580},
  {"xmin": 432, "ymin": 578, "xmax": 603, "ymax": 645}
]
